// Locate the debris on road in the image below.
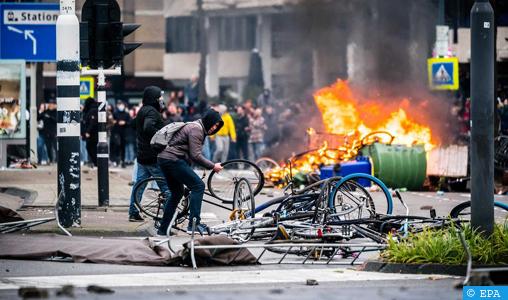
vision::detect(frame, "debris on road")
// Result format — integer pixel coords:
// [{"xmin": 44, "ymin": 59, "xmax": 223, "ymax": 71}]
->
[
  {"xmin": 86, "ymin": 285, "xmax": 114, "ymax": 294},
  {"xmin": 306, "ymin": 279, "xmax": 319, "ymax": 286}
]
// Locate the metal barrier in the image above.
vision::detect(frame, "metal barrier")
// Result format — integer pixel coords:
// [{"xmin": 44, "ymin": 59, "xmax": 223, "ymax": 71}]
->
[{"xmin": 0, "ymin": 191, "xmax": 71, "ymax": 236}]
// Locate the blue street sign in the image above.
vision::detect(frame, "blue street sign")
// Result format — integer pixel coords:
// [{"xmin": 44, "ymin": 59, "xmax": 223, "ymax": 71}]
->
[
  {"xmin": 80, "ymin": 77, "xmax": 95, "ymax": 99},
  {"xmin": 0, "ymin": 3, "xmax": 59, "ymax": 62},
  {"xmin": 427, "ymin": 57, "xmax": 459, "ymax": 90}
]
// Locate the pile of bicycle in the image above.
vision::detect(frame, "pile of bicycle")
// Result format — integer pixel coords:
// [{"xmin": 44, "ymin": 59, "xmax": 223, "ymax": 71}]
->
[{"xmin": 133, "ymin": 159, "xmax": 508, "ymax": 267}]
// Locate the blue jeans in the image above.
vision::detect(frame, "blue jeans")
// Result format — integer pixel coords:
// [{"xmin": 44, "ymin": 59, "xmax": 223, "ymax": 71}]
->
[
  {"xmin": 37, "ymin": 135, "xmax": 48, "ymax": 163},
  {"xmin": 128, "ymin": 163, "xmax": 171, "ymax": 216},
  {"xmin": 125, "ymin": 142, "xmax": 135, "ymax": 163},
  {"xmin": 80, "ymin": 139, "xmax": 88, "ymax": 163},
  {"xmin": 131, "ymin": 159, "xmax": 138, "ymax": 182},
  {"xmin": 158, "ymin": 158, "xmax": 205, "ymax": 232}
]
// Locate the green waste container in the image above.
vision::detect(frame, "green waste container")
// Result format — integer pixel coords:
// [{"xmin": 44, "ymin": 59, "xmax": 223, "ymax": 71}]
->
[{"xmin": 360, "ymin": 143, "xmax": 426, "ymax": 190}]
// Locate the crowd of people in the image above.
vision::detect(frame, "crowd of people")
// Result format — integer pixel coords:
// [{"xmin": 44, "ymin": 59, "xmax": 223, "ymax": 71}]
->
[{"xmin": 36, "ymin": 81, "xmax": 288, "ymax": 168}]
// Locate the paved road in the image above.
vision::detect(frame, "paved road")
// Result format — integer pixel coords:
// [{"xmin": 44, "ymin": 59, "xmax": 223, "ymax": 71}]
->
[{"xmin": 0, "ymin": 259, "xmax": 461, "ymax": 300}]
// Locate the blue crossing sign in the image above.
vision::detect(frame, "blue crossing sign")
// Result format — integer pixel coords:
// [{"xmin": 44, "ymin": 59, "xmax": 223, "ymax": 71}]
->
[
  {"xmin": 80, "ymin": 77, "xmax": 95, "ymax": 99},
  {"xmin": 0, "ymin": 3, "xmax": 59, "ymax": 62},
  {"xmin": 427, "ymin": 57, "xmax": 459, "ymax": 90}
]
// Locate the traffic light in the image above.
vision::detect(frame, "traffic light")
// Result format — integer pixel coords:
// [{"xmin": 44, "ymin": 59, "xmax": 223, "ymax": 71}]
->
[
  {"xmin": 109, "ymin": 22, "xmax": 142, "ymax": 66},
  {"xmin": 80, "ymin": 0, "xmax": 141, "ymax": 69}
]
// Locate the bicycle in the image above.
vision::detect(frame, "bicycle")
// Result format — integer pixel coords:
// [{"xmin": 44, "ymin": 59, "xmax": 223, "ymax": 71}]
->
[
  {"xmin": 449, "ymin": 200, "xmax": 508, "ymax": 222},
  {"xmin": 132, "ymin": 159, "xmax": 264, "ymax": 227},
  {"xmin": 209, "ymin": 173, "xmax": 395, "ymax": 244}
]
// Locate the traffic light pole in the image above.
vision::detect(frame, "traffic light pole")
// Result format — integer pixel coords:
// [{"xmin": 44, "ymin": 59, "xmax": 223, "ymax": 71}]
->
[
  {"xmin": 470, "ymin": 0, "xmax": 495, "ymax": 236},
  {"xmin": 81, "ymin": 66, "xmax": 121, "ymax": 207},
  {"xmin": 79, "ymin": 0, "xmax": 141, "ymax": 207},
  {"xmin": 56, "ymin": 0, "xmax": 81, "ymax": 227}
]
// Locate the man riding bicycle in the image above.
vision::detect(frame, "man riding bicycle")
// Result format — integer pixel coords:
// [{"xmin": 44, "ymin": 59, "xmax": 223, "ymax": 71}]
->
[{"xmin": 157, "ymin": 109, "xmax": 224, "ymax": 235}]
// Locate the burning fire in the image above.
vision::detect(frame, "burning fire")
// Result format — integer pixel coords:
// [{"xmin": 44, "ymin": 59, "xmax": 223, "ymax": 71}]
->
[
  {"xmin": 313, "ymin": 80, "xmax": 435, "ymax": 151},
  {"xmin": 265, "ymin": 80, "xmax": 435, "ymax": 186}
]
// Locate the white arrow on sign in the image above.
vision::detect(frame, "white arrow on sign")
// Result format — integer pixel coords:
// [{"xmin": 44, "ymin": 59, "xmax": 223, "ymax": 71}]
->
[{"xmin": 7, "ymin": 25, "xmax": 37, "ymax": 55}]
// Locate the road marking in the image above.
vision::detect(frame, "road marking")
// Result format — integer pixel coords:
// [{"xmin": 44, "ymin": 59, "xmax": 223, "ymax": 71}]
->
[{"xmin": 0, "ymin": 269, "xmax": 451, "ymax": 290}]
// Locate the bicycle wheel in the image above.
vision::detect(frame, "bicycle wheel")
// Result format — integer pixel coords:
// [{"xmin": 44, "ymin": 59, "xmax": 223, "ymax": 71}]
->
[
  {"xmin": 232, "ymin": 177, "xmax": 256, "ymax": 220},
  {"xmin": 330, "ymin": 174, "xmax": 393, "ymax": 215},
  {"xmin": 133, "ymin": 177, "xmax": 188, "ymax": 224},
  {"xmin": 329, "ymin": 180, "xmax": 376, "ymax": 221},
  {"xmin": 208, "ymin": 159, "xmax": 264, "ymax": 202},
  {"xmin": 255, "ymin": 157, "xmax": 280, "ymax": 173},
  {"xmin": 449, "ymin": 200, "xmax": 508, "ymax": 222}
]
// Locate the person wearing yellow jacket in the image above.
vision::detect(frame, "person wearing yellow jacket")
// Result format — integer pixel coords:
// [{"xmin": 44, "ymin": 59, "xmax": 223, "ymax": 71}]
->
[{"xmin": 212, "ymin": 104, "xmax": 236, "ymax": 162}]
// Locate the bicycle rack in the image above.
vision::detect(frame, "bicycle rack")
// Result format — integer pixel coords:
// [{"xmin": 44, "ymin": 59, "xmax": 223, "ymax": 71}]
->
[{"xmin": 155, "ymin": 215, "xmax": 386, "ymax": 269}]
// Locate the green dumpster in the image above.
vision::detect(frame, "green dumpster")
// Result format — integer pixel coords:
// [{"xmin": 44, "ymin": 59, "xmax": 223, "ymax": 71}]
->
[{"xmin": 360, "ymin": 143, "xmax": 426, "ymax": 190}]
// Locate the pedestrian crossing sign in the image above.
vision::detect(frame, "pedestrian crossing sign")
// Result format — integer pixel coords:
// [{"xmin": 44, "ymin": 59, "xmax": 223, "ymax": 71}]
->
[
  {"xmin": 80, "ymin": 77, "xmax": 95, "ymax": 99},
  {"xmin": 427, "ymin": 57, "xmax": 459, "ymax": 90}
]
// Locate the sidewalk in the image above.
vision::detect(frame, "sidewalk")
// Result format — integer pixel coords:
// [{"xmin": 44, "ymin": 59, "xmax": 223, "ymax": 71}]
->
[
  {"xmin": 0, "ymin": 165, "xmax": 134, "ymax": 207},
  {"xmin": 0, "ymin": 165, "xmax": 279, "ymax": 236},
  {"xmin": 0, "ymin": 165, "xmax": 144, "ymax": 236}
]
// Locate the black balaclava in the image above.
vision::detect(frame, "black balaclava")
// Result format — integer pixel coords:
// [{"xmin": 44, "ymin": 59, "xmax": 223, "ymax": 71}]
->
[
  {"xmin": 201, "ymin": 109, "xmax": 224, "ymax": 135},
  {"xmin": 142, "ymin": 86, "xmax": 162, "ymax": 111}
]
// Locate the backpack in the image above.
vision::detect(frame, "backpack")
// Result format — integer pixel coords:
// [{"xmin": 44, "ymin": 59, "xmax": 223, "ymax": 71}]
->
[{"xmin": 150, "ymin": 122, "xmax": 187, "ymax": 153}]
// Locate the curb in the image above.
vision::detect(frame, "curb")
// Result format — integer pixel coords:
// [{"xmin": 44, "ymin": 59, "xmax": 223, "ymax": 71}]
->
[
  {"xmin": 361, "ymin": 260, "xmax": 508, "ymax": 280},
  {"xmin": 360, "ymin": 260, "xmax": 466, "ymax": 276}
]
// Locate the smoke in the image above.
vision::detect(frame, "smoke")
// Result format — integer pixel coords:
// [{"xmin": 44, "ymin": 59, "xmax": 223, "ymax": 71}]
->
[{"xmin": 268, "ymin": 0, "xmax": 453, "ymax": 158}]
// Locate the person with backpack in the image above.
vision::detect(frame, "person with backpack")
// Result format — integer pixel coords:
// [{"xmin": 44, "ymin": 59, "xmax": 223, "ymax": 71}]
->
[
  {"xmin": 155, "ymin": 109, "xmax": 224, "ymax": 235},
  {"xmin": 128, "ymin": 86, "xmax": 170, "ymax": 222}
]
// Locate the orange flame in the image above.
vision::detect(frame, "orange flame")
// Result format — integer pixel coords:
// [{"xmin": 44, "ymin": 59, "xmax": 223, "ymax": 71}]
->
[{"xmin": 314, "ymin": 80, "xmax": 435, "ymax": 151}]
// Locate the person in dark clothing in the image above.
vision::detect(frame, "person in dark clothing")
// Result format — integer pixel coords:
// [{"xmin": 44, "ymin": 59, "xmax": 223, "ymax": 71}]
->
[
  {"xmin": 157, "ymin": 109, "xmax": 224, "ymax": 235},
  {"xmin": 111, "ymin": 101, "xmax": 131, "ymax": 168},
  {"xmin": 128, "ymin": 86, "xmax": 171, "ymax": 222},
  {"xmin": 82, "ymin": 97, "xmax": 99, "ymax": 166},
  {"xmin": 235, "ymin": 105, "xmax": 250, "ymax": 160},
  {"xmin": 38, "ymin": 99, "xmax": 57, "ymax": 163}
]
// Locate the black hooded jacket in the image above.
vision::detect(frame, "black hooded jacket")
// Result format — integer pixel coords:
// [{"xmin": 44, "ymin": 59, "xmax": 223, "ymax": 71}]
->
[{"xmin": 136, "ymin": 86, "xmax": 164, "ymax": 165}]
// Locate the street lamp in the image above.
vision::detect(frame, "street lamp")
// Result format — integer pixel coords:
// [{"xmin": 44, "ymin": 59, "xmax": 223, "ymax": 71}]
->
[{"xmin": 470, "ymin": 0, "xmax": 495, "ymax": 236}]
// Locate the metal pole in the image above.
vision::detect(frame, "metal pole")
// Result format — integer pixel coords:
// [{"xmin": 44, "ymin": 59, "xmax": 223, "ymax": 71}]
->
[
  {"xmin": 56, "ymin": 0, "xmax": 81, "ymax": 227},
  {"xmin": 197, "ymin": 0, "xmax": 208, "ymax": 102},
  {"xmin": 80, "ymin": 67, "xmax": 120, "ymax": 207},
  {"xmin": 29, "ymin": 63, "xmax": 38, "ymax": 163},
  {"xmin": 470, "ymin": 0, "xmax": 495, "ymax": 236},
  {"xmin": 97, "ymin": 68, "xmax": 109, "ymax": 207}
]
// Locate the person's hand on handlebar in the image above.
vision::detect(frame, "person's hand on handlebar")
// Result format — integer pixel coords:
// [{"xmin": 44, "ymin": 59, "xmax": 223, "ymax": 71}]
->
[{"xmin": 213, "ymin": 163, "xmax": 223, "ymax": 173}]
